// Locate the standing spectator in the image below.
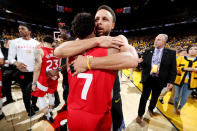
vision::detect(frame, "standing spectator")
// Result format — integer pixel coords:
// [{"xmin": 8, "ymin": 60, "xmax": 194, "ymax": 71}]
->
[
  {"xmin": 1, "ymin": 40, "xmax": 17, "ymax": 106},
  {"xmin": 8, "ymin": 24, "xmax": 40, "ymax": 117},
  {"xmin": 136, "ymin": 34, "xmax": 177, "ymax": 123},
  {"xmin": 173, "ymin": 44, "xmax": 197, "ymax": 115},
  {"xmin": 158, "ymin": 48, "xmax": 187, "ymax": 104},
  {"xmin": 0, "ymin": 48, "xmax": 5, "ymax": 120}
]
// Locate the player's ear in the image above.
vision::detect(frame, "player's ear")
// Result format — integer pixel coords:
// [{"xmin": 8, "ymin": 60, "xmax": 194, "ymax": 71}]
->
[{"xmin": 111, "ymin": 22, "xmax": 115, "ymax": 30}]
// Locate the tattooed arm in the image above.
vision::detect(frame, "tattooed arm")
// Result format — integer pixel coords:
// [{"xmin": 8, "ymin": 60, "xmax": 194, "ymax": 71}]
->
[{"xmin": 32, "ymin": 48, "xmax": 43, "ymax": 91}]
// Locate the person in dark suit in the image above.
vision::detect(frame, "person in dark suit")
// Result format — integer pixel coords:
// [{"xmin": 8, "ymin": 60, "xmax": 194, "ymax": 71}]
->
[{"xmin": 136, "ymin": 34, "xmax": 177, "ymax": 123}]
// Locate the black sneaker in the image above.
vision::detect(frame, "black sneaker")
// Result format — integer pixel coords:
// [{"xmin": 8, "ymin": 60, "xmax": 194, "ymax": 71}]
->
[
  {"xmin": 28, "ymin": 111, "xmax": 36, "ymax": 118},
  {"xmin": 159, "ymin": 99, "xmax": 164, "ymax": 104},
  {"xmin": 3, "ymin": 99, "xmax": 15, "ymax": 106},
  {"xmin": 40, "ymin": 115, "xmax": 54, "ymax": 123},
  {"xmin": 47, "ymin": 116, "xmax": 54, "ymax": 123},
  {"xmin": 53, "ymin": 102, "xmax": 60, "ymax": 109},
  {"xmin": 32, "ymin": 105, "xmax": 39, "ymax": 112},
  {"xmin": 57, "ymin": 104, "xmax": 67, "ymax": 114},
  {"xmin": 50, "ymin": 112, "xmax": 53, "ymax": 117},
  {"xmin": 60, "ymin": 122, "xmax": 68, "ymax": 131},
  {"xmin": 0, "ymin": 113, "xmax": 5, "ymax": 120}
]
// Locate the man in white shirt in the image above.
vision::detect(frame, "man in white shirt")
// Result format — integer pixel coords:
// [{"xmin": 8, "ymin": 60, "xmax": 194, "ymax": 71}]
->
[
  {"xmin": 0, "ymin": 48, "xmax": 5, "ymax": 120},
  {"xmin": 8, "ymin": 24, "xmax": 40, "ymax": 117}
]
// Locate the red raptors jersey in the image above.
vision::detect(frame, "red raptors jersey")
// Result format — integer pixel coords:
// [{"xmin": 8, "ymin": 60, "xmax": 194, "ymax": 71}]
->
[
  {"xmin": 37, "ymin": 47, "xmax": 60, "ymax": 89},
  {"xmin": 67, "ymin": 48, "xmax": 116, "ymax": 114}
]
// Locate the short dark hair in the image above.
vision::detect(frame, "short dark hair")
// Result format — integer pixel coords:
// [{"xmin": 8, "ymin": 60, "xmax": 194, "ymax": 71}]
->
[
  {"xmin": 71, "ymin": 12, "xmax": 95, "ymax": 39},
  {"xmin": 177, "ymin": 49, "xmax": 184, "ymax": 54},
  {"xmin": 187, "ymin": 44, "xmax": 196, "ymax": 53},
  {"xmin": 43, "ymin": 35, "xmax": 54, "ymax": 44},
  {"xmin": 97, "ymin": 5, "xmax": 116, "ymax": 23},
  {"xmin": 19, "ymin": 23, "xmax": 32, "ymax": 31}
]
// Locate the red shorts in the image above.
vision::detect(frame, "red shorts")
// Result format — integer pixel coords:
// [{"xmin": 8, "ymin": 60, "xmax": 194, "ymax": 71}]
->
[
  {"xmin": 67, "ymin": 107, "xmax": 112, "ymax": 131},
  {"xmin": 31, "ymin": 80, "xmax": 58, "ymax": 97}
]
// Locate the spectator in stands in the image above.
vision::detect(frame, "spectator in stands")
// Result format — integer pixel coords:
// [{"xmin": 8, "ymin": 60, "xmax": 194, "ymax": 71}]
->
[{"xmin": 1, "ymin": 40, "xmax": 18, "ymax": 106}]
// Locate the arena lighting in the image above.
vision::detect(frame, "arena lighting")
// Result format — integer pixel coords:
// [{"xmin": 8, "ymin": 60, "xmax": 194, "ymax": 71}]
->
[
  {"xmin": 141, "ymin": 27, "xmax": 148, "ymax": 30},
  {"xmin": 44, "ymin": 26, "xmax": 52, "ymax": 29},
  {"xmin": 0, "ymin": 17, "xmax": 6, "ymax": 20},
  {"xmin": 123, "ymin": 30, "xmax": 128, "ymax": 32},
  {"xmin": 0, "ymin": 16, "xmax": 55, "ymax": 29},
  {"xmin": 164, "ymin": 23, "xmax": 175, "ymax": 27},
  {"xmin": 7, "ymin": 18, "xmax": 15, "ymax": 22},
  {"xmin": 5, "ymin": 9, "xmax": 13, "ymax": 14},
  {"xmin": 17, "ymin": 20, "xmax": 27, "ymax": 24}
]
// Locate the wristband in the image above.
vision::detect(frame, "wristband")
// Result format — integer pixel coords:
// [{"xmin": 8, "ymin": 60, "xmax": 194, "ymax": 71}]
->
[
  {"xmin": 58, "ymin": 67, "xmax": 62, "ymax": 71},
  {"xmin": 87, "ymin": 57, "xmax": 91, "ymax": 70},
  {"xmin": 32, "ymin": 82, "xmax": 37, "ymax": 86}
]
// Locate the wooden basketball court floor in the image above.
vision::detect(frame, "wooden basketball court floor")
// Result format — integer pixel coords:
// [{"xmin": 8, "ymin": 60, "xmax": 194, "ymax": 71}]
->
[{"xmin": 0, "ymin": 70, "xmax": 196, "ymax": 131}]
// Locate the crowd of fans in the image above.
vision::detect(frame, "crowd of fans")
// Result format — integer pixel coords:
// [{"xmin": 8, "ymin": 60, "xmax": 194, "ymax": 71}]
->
[{"xmin": 129, "ymin": 34, "xmax": 197, "ymax": 54}]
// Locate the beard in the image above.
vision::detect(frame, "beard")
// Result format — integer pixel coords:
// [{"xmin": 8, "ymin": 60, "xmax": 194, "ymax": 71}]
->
[{"xmin": 95, "ymin": 30, "xmax": 110, "ymax": 37}]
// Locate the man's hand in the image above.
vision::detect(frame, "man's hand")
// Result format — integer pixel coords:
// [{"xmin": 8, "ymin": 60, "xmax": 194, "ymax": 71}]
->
[
  {"xmin": 32, "ymin": 84, "xmax": 36, "ymax": 91},
  {"xmin": 193, "ymin": 68, "xmax": 197, "ymax": 73},
  {"xmin": 167, "ymin": 83, "xmax": 174, "ymax": 90},
  {"xmin": 97, "ymin": 36, "xmax": 124, "ymax": 49},
  {"xmin": 0, "ymin": 58, "xmax": 4, "ymax": 66},
  {"xmin": 14, "ymin": 61, "xmax": 28, "ymax": 72},
  {"xmin": 138, "ymin": 58, "xmax": 143, "ymax": 63},
  {"xmin": 72, "ymin": 55, "xmax": 88, "ymax": 76},
  {"xmin": 46, "ymin": 69, "xmax": 59, "ymax": 78}
]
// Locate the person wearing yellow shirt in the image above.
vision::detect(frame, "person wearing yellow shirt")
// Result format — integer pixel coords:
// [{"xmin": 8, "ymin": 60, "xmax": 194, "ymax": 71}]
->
[
  {"xmin": 173, "ymin": 44, "xmax": 197, "ymax": 115},
  {"xmin": 159, "ymin": 48, "xmax": 187, "ymax": 105}
]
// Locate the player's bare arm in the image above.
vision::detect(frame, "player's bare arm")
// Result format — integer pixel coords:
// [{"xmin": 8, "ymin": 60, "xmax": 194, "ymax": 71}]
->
[
  {"xmin": 72, "ymin": 35, "xmax": 139, "ymax": 75},
  {"xmin": 32, "ymin": 48, "xmax": 43, "ymax": 91},
  {"xmin": 90, "ymin": 35, "xmax": 138, "ymax": 69},
  {"xmin": 54, "ymin": 36, "xmax": 124, "ymax": 58},
  {"xmin": 0, "ymin": 58, "xmax": 4, "ymax": 65}
]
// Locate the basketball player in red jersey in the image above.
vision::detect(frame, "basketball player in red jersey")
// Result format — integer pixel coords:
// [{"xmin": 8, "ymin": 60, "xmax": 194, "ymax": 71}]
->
[
  {"xmin": 66, "ymin": 12, "xmax": 119, "ymax": 131},
  {"xmin": 31, "ymin": 36, "xmax": 60, "ymax": 123}
]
